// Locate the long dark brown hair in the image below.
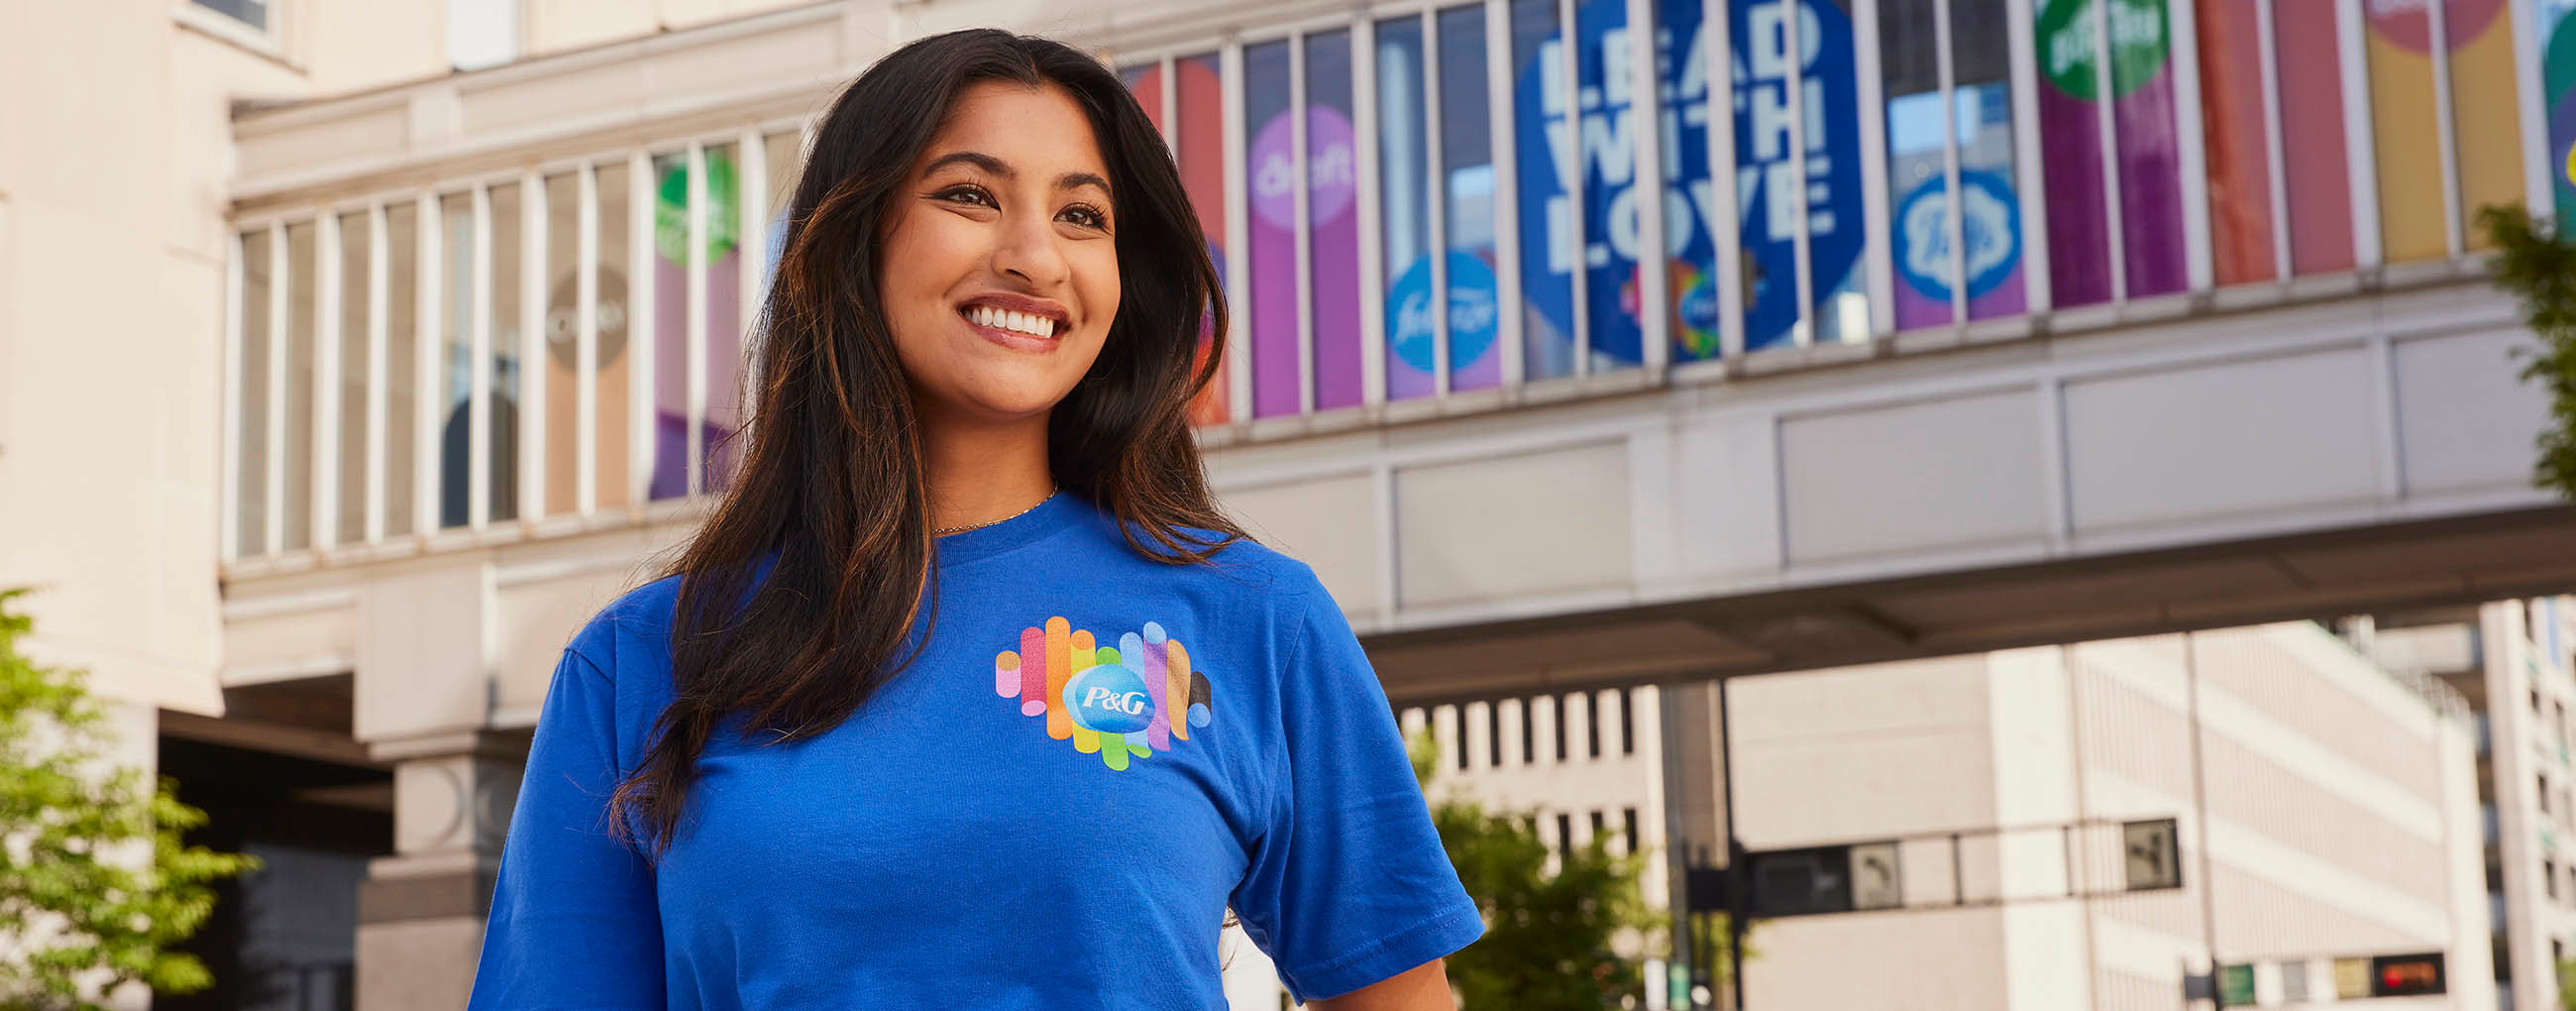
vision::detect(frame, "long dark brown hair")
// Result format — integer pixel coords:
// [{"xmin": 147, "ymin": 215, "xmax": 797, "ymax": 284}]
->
[{"xmin": 607, "ymin": 29, "xmax": 1243, "ymax": 859}]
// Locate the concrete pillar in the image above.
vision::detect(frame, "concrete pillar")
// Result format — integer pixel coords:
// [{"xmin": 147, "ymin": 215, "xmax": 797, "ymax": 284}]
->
[
  {"xmin": 350, "ymin": 561, "xmax": 515, "ymax": 1011},
  {"xmin": 355, "ymin": 733, "xmax": 521, "ymax": 1011}
]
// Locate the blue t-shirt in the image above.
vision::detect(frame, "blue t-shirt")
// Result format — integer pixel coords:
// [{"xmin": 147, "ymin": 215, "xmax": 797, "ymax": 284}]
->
[{"xmin": 467, "ymin": 492, "xmax": 1483, "ymax": 1009}]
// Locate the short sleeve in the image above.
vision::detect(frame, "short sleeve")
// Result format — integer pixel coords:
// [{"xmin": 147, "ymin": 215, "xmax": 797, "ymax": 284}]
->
[
  {"xmin": 1229, "ymin": 586, "xmax": 1485, "ymax": 1002},
  {"xmin": 468, "ymin": 636, "xmax": 666, "ymax": 1010}
]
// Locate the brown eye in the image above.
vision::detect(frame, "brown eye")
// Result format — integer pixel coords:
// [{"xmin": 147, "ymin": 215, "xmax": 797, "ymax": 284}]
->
[
  {"xmin": 1060, "ymin": 204, "xmax": 1109, "ymax": 231},
  {"xmin": 936, "ymin": 185, "xmax": 997, "ymax": 208}
]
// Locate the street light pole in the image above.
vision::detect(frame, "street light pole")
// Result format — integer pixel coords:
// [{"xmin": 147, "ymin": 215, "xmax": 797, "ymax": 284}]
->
[{"xmin": 1719, "ymin": 675, "xmax": 1747, "ymax": 1010}]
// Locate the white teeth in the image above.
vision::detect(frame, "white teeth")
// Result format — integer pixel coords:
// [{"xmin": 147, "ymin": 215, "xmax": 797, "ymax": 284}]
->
[{"xmin": 968, "ymin": 304, "xmax": 1056, "ymax": 338}]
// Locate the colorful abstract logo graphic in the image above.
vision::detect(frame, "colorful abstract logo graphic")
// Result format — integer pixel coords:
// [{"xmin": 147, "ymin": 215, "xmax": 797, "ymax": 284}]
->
[
  {"xmin": 2037, "ymin": 0, "xmax": 2173, "ymax": 100},
  {"xmin": 653, "ymin": 150, "xmax": 739, "ymax": 265},
  {"xmin": 1387, "ymin": 251, "xmax": 1500, "ymax": 376},
  {"xmin": 1894, "ymin": 170, "xmax": 2023, "ymax": 303},
  {"xmin": 994, "ymin": 618, "xmax": 1213, "ymax": 771}
]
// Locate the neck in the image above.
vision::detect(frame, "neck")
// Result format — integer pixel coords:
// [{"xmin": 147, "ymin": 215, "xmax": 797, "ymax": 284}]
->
[{"xmin": 919, "ymin": 408, "xmax": 1056, "ymax": 533}]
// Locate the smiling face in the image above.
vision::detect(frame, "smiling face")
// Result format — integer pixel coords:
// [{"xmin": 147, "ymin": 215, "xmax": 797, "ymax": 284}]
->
[{"xmin": 878, "ymin": 81, "xmax": 1123, "ymax": 428}]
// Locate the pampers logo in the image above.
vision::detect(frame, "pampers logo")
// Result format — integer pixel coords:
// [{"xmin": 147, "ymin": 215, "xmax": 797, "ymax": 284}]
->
[{"xmin": 995, "ymin": 618, "xmax": 1214, "ymax": 771}]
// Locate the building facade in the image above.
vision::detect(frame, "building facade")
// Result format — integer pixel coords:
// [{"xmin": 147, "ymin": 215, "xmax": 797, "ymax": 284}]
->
[
  {"xmin": 1725, "ymin": 622, "xmax": 2492, "ymax": 1011},
  {"xmin": 9, "ymin": 0, "xmax": 2576, "ymax": 1007},
  {"xmin": 2368, "ymin": 597, "xmax": 2576, "ymax": 1011},
  {"xmin": 1384, "ymin": 622, "xmax": 2493, "ymax": 1011}
]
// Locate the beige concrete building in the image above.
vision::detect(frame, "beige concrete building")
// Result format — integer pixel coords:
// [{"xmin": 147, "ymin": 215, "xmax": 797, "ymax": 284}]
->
[
  {"xmin": 9, "ymin": 0, "xmax": 2576, "ymax": 1008},
  {"xmin": 1723, "ymin": 623, "xmax": 2493, "ymax": 1010},
  {"xmin": 2365, "ymin": 597, "xmax": 2576, "ymax": 1011},
  {"xmin": 1362, "ymin": 621, "xmax": 2494, "ymax": 1011}
]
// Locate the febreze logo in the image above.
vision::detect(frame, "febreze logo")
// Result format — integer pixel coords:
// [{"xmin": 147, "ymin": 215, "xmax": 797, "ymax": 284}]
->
[{"xmin": 996, "ymin": 618, "xmax": 1214, "ymax": 770}]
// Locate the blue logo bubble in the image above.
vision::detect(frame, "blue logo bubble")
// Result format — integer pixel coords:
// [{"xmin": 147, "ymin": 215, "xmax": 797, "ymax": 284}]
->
[
  {"xmin": 1386, "ymin": 251, "xmax": 1501, "ymax": 376},
  {"xmin": 1892, "ymin": 169, "xmax": 2023, "ymax": 302},
  {"xmin": 1064, "ymin": 663, "xmax": 1154, "ymax": 734}
]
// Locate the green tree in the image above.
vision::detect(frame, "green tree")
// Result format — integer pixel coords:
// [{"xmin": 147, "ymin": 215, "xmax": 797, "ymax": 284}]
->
[
  {"xmin": 0, "ymin": 588, "xmax": 259, "ymax": 1009},
  {"xmin": 2479, "ymin": 203, "xmax": 2576, "ymax": 502},
  {"xmin": 1410, "ymin": 729, "xmax": 1717, "ymax": 1010}
]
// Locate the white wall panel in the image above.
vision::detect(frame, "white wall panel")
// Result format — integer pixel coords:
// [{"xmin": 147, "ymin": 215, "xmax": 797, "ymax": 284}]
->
[
  {"xmin": 2394, "ymin": 327, "xmax": 2550, "ymax": 496},
  {"xmin": 1745, "ymin": 909, "xmax": 2011, "ymax": 1011},
  {"xmin": 2063, "ymin": 349, "xmax": 2379, "ymax": 532},
  {"xmin": 1732, "ymin": 653, "xmax": 1999, "ymax": 844},
  {"xmin": 1673, "ymin": 411, "xmax": 1783, "ymax": 578},
  {"xmin": 223, "ymin": 606, "xmax": 359, "ymax": 680},
  {"xmin": 355, "ymin": 564, "xmax": 490, "ymax": 741},
  {"xmin": 1395, "ymin": 442, "xmax": 1632, "ymax": 609},
  {"xmin": 1224, "ymin": 473, "xmax": 1381, "ymax": 616},
  {"xmin": 1780, "ymin": 390, "xmax": 2047, "ymax": 564},
  {"xmin": 492, "ymin": 567, "xmax": 646, "ymax": 715}
]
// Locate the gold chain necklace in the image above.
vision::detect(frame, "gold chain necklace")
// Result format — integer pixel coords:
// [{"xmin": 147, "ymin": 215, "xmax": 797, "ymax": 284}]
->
[{"xmin": 932, "ymin": 485, "xmax": 1059, "ymax": 536}]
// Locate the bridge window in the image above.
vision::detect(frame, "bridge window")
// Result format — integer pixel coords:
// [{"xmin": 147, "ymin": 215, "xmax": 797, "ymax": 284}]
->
[
  {"xmin": 331, "ymin": 210, "xmax": 368, "ymax": 547},
  {"xmin": 1878, "ymin": 0, "xmax": 2028, "ymax": 329},
  {"xmin": 591, "ymin": 160, "xmax": 635, "ymax": 510},
  {"xmin": 281, "ymin": 221, "xmax": 318, "ymax": 552},
  {"xmin": 232, "ymin": 227, "xmax": 273, "ymax": 558},
  {"xmin": 382, "ymin": 202, "xmax": 419, "ymax": 539},
  {"xmin": 2359, "ymin": 0, "xmax": 2529, "ymax": 264},
  {"xmin": 485, "ymin": 180, "xmax": 523, "ymax": 524},
  {"xmin": 1243, "ymin": 39, "xmax": 1301, "ymax": 418},
  {"xmin": 434, "ymin": 191, "xmax": 472, "ymax": 527},
  {"xmin": 1118, "ymin": 56, "xmax": 1232, "ymax": 425}
]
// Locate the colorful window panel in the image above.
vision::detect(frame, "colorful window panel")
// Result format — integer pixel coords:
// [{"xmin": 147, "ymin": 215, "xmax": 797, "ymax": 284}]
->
[
  {"xmin": 1244, "ymin": 40, "xmax": 1301, "ymax": 415},
  {"xmin": 1307, "ymin": 32, "xmax": 1366, "ymax": 410},
  {"xmin": 1123, "ymin": 56, "xmax": 1233, "ymax": 425},
  {"xmin": 2033, "ymin": 0, "xmax": 2189, "ymax": 307},
  {"xmin": 2550, "ymin": 1, "xmax": 2576, "ymax": 234},
  {"xmin": 1435, "ymin": 4, "xmax": 1502, "ymax": 395},
  {"xmin": 1731, "ymin": 0, "xmax": 1873, "ymax": 348}
]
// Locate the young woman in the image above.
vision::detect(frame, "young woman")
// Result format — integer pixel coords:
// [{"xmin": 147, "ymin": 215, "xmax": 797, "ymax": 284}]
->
[{"xmin": 466, "ymin": 28, "xmax": 1481, "ymax": 1011}]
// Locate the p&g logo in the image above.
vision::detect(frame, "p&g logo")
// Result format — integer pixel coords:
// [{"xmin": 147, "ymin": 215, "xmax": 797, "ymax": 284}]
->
[{"xmin": 1064, "ymin": 663, "xmax": 1155, "ymax": 734}]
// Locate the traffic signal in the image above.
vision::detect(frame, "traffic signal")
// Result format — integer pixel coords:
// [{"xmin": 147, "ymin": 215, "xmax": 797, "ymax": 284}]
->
[{"xmin": 2369, "ymin": 954, "xmax": 2444, "ymax": 996}]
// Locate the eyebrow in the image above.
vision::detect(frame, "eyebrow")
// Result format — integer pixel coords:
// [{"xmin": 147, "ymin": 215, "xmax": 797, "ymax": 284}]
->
[{"xmin": 921, "ymin": 151, "xmax": 1113, "ymax": 200}]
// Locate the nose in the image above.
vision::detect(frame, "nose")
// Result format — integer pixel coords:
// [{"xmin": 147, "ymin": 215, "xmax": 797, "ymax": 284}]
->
[{"xmin": 990, "ymin": 206, "xmax": 1070, "ymax": 290}]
